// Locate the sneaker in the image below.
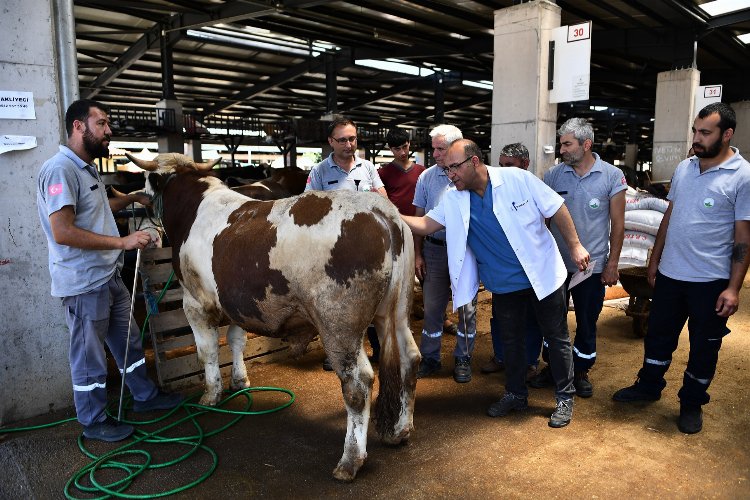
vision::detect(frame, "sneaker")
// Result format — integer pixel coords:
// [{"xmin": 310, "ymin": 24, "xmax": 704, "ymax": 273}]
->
[
  {"xmin": 480, "ymin": 357, "xmax": 505, "ymax": 374},
  {"xmin": 528, "ymin": 365, "xmax": 553, "ymax": 389},
  {"xmin": 574, "ymin": 371, "xmax": 593, "ymax": 398},
  {"xmin": 322, "ymin": 357, "xmax": 333, "ymax": 371},
  {"xmin": 678, "ymin": 403, "xmax": 703, "ymax": 434},
  {"xmin": 453, "ymin": 356, "xmax": 472, "ymax": 383},
  {"xmin": 549, "ymin": 398, "xmax": 574, "ymax": 428},
  {"xmin": 487, "ymin": 392, "xmax": 529, "ymax": 417},
  {"xmin": 416, "ymin": 358, "xmax": 442, "ymax": 379},
  {"xmin": 132, "ymin": 390, "xmax": 184, "ymax": 413},
  {"xmin": 612, "ymin": 381, "xmax": 661, "ymax": 402},
  {"xmin": 82, "ymin": 416, "xmax": 134, "ymax": 442}
]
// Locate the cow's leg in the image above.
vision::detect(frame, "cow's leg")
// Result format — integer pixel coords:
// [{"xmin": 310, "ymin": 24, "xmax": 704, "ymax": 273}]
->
[
  {"xmin": 226, "ymin": 324, "xmax": 250, "ymax": 391},
  {"xmin": 183, "ymin": 298, "xmax": 223, "ymax": 406},
  {"xmin": 328, "ymin": 336, "xmax": 374, "ymax": 482}
]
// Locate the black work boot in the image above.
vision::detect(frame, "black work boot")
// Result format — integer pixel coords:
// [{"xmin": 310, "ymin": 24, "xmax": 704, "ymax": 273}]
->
[
  {"xmin": 574, "ymin": 371, "xmax": 593, "ymax": 398},
  {"xmin": 678, "ymin": 403, "xmax": 703, "ymax": 434}
]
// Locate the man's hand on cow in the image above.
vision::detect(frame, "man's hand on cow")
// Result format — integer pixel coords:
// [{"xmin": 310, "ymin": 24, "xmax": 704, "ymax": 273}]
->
[
  {"xmin": 130, "ymin": 192, "xmax": 153, "ymax": 208},
  {"xmin": 415, "ymin": 254, "xmax": 426, "ymax": 281},
  {"xmin": 122, "ymin": 230, "xmax": 152, "ymax": 250},
  {"xmin": 570, "ymin": 243, "xmax": 590, "ymax": 272},
  {"xmin": 715, "ymin": 288, "xmax": 740, "ymax": 318}
]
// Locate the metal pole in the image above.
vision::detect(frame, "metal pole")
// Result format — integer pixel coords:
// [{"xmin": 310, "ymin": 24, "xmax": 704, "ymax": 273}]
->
[
  {"xmin": 117, "ymin": 248, "xmax": 142, "ymax": 422},
  {"xmin": 52, "ymin": 0, "xmax": 79, "ymax": 121}
]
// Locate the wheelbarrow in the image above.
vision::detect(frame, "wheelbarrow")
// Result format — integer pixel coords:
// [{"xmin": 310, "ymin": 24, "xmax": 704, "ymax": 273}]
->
[{"xmin": 618, "ymin": 266, "xmax": 653, "ymax": 338}]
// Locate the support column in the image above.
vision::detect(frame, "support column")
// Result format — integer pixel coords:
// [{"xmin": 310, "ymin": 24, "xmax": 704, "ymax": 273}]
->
[
  {"xmin": 491, "ymin": 0, "xmax": 560, "ymax": 176},
  {"xmin": 731, "ymin": 100, "xmax": 750, "ymax": 156},
  {"xmin": 156, "ymin": 98, "xmax": 184, "ymax": 153},
  {"xmin": 652, "ymin": 68, "xmax": 700, "ymax": 182},
  {"xmin": 185, "ymin": 139, "xmax": 203, "ymax": 162},
  {"xmin": 0, "ymin": 0, "xmax": 75, "ymax": 423}
]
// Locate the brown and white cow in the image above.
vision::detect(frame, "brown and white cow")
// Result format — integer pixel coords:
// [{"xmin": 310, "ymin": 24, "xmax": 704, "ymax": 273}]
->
[{"xmin": 126, "ymin": 153, "xmax": 420, "ymax": 481}]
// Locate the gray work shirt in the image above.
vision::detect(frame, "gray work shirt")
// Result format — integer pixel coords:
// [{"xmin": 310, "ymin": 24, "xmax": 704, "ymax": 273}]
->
[
  {"xmin": 304, "ymin": 153, "xmax": 384, "ymax": 192},
  {"xmin": 37, "ymin": 145, "xmax": 123, "ymax": 297},
  {"xmin": 544, "ymin": 152, "xmax": 627, "ymax": 273},
  {"xmin": 413, "ymin": 165, "xmax": 453, "ymax": 241},
  {"xmin": 660, "ymin": 147, "xmax": 750, "ymax": 281}
]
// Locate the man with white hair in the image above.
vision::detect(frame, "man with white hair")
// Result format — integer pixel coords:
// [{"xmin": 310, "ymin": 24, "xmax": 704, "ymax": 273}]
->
[{"xmin": 412, "ymin": 125, "xmax": 478, "ymax": 383}]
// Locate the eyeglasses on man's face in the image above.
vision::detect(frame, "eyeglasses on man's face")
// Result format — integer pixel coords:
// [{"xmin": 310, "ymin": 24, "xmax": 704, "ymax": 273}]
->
[
  {"xmin": 441, "ymin": 156, "xmax": 473, "ymax": 175},
  {"xmin": 332, "ymin": 136, "xmax": 357, "ymax": 145}
]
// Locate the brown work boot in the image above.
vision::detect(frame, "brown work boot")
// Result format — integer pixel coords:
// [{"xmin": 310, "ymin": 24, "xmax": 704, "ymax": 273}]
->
[{"xmin": 480, "ymin": 357, "xmax": 505, "ymax": 374}]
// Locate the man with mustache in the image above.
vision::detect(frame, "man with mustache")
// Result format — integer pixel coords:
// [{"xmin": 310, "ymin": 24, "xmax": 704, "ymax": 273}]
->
[
  {"xmin": 530, "ymin": 118, "xmax": 627, "ymax": 398},
  {"xmin": 36, "ymin": 99, "xmax": 183, "ymax": 442},
  {"xmin": 305, "ymin": 115, "xmax": 386, "ymax": 368},
  {"xmin": 613, "ymin": 102, "xmax": 750, "ymax": 434},
  {"xmin": 401, "ymin": 139, "xmax": 589, "ymax": 427}
]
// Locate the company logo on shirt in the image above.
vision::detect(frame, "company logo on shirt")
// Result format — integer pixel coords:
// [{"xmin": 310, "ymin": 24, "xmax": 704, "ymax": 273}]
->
[
  {"xmin": 48, "ymin": 183, "xmax": 63, "ymax": 196},
  {"xmin": 703, "ymin": 198, "xmax": 714, "ymax": 208},
  {"xmin": 588, "ymin": 198, "xmax": 600, "ymax": 209}
]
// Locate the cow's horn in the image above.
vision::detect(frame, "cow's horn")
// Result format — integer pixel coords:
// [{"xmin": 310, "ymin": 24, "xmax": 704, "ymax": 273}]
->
[
  {"xmin": 195, "ymin": 158, "xmax": 221, "ymax": 170},
  {"xmin": 125, "ymin": 152, "xmax": 159, "ymax": 171}
]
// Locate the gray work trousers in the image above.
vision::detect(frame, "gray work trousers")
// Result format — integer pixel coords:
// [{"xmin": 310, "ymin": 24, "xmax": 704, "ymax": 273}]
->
[
  {"xmin": 419, "ymin": 239, "xmax": 477, "ymax": 362},
  {"xmin": 63, "ymin": 273, "xmax": 157, "ymax": 426}
]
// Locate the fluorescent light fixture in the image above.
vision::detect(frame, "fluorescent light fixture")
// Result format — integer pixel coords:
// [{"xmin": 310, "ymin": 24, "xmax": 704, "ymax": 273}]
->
[
  {"xmin": 187, "ymin": 29, "xmax": 324, "ymax": 57},
  {"xmin": 354, "ymin": 59, "xmax": 434, "ymax": 77},
  {"xmin": 697, "ymin": 0, "xmax": 750, "ymax": 16},
  {"xmin": 463, "ymin": 80, "xmax": 493, "ymax": 90},
  {"xmin": 590, "ymin": 105, "xmax": 608, "ymax": 111},
  {"xmin": 739, "ymin": 32, "xmax": 750, "ymax": 43}
]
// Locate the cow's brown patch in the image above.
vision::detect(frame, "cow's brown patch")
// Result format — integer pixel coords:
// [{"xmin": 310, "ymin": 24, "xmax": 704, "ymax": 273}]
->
[
  {"xmin": 373, "ymin": 207, "xmax": 404, "ymax": 258},
  {"xmin": 289, "ymin": 194, "xmax": 333, "ymax": 226},
  {"xmin": 325, "ymin": 212, "xmax": 388, "ymax": 286},
  {"xmin": 213, "ymin": 200, "xmax": 290, "ymax": 322},
  {"xmin": 160, "ymin": 171, "xmax": 212, "ymax": 280}
]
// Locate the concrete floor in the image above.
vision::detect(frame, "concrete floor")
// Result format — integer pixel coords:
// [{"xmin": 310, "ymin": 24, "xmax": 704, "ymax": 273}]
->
[{"xmin": 2, "ymin": 286, "xmax": 750, "ymax": 498}]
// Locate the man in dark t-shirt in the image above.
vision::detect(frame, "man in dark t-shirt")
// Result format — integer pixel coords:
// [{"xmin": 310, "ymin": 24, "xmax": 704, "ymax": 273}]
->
[{"xmin": 378, "ymin": 128, "xmax": 425, "ymax": 216}]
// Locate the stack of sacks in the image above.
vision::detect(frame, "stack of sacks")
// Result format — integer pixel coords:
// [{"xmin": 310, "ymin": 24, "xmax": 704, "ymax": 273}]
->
[{"xmin": 619, "ymin": 187, "xmax": 669, "ymax": 268}]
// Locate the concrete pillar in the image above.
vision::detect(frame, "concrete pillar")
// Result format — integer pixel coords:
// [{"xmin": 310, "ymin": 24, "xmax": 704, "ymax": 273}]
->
[
  {"xmin": 491, "ymin": 0, "xmax": 560, "ymax": 177},
  {"xmin": 185, "ymin": 139, "xmax": 203, "ymax": 163},
  {"xmin": 624, "ymin": 144, "xmax": 638, "ymax": 170},
  {"xmin": 0, "ymin": 0, "xmax": 74, "ymax": 424},
  {"xmin": 155, "ymin": 98, "xmax": 184, "ymax": 153},
  {"xmin": 652, "ymin": 68, "xmax": 700, "ymax": 182},
  {"xmin": 731, "ymin": 101, "xmax": 750, "ymax": 156}
]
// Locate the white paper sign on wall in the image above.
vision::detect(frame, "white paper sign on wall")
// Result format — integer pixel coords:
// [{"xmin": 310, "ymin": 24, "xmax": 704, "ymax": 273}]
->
[
  {"xmin": 694, "ymin": 84, "xmax": 722, "ymax": 116},
  {"xmin": 549, "ymin": 22, "xmax": 592, "ymax": 104},
  {"xmin": 0, "ymin": 91, "xmax": 36, "ymax": 120}
]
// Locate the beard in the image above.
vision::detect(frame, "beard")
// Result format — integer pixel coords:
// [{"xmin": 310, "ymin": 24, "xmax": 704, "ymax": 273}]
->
[
  {"xmin": 692, "ymin": 136, "xmax": 722, "ymax": 159},
  {"xmin": 82, "ymin": 125, "xmax": 110, "ymax": 159},
  {"xmin": 562, "ymin": 147, "xmax": 584, "ymax": 166}
]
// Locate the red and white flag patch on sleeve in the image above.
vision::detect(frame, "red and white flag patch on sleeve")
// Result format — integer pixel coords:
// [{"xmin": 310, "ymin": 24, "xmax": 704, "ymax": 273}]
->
[{"xmin": 48, "ymin": 183, "xmax": 63, "ymax": 196}]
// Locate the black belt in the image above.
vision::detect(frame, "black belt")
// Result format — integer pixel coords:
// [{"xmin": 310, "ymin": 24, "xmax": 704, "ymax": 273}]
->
[{"xmin": 425, "ymin": 235, "xmax": 446, "ymax": 247}]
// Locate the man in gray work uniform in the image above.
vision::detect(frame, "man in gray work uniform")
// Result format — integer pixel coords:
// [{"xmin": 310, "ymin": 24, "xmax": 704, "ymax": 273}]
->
[
  {"xmin": 412, "ymin": 124, "xmax": 478, "ymax": 383},
  {"xmin": 37, "ymin": 99, "xmax": 182, "ymax": 442}
]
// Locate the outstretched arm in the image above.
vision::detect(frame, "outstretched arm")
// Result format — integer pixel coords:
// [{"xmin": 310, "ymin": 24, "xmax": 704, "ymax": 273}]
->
[
  {"xmin": 50, "ymin": 205, "xmax": 152, "ymax": 251},
  {"xmin": 715, "ymin": 220, "xmax": 750, "ymax": 318},
  {"xmin": 550, "ymin": 203, "xmax": 590, "ymax": 271},
  {"xmin": 401, "ymin": 213, "xmax": 445, "ymax": 238}
]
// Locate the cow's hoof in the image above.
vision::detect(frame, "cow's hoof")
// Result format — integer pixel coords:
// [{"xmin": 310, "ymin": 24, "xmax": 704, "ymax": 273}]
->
[
  {"xmin": 332, "ymin": 455, "xmax": 365, "ymax": 482},
  {"xmin": 198, "ymin": 393, "xmax": 221, "ymax": 406},
  {"xmin": 229, "ymin": 379, "xmax": 251, "ymax": 392},
  {"xmin": 382, "ymin": 428, "xmax": 411, "ymax": 445}
]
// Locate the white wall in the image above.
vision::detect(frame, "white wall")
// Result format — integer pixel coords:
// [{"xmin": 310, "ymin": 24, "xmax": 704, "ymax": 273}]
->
[{"xmin": 0, "ymin": 0, "xmax": 73, "ymax": 424}]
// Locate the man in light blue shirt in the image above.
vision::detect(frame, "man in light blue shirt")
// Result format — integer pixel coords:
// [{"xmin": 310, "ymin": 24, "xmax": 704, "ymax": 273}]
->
[
  {"xmin": 614, "ymin": 102, "xmax": 750, "ymax": 434},
  {"xmin": 37, "ymin": 99, "xmax": 182, "ymax": 442},
  {"xmin": 402, "ymin": 139, "xmax": 590, "ymax": 428}
]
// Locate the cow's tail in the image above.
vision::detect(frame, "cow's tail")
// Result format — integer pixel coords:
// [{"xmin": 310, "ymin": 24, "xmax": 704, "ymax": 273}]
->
[{"xmin": 372, "ymin": 208, "xmax": 419, "ymax": 439}]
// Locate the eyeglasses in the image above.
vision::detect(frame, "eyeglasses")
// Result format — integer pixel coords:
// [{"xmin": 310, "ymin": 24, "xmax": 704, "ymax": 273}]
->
[
  {"xmin": 441, "ymin": 156, "xmax": 473, "ymax": 175},
  {"xmin": 332, "ymin": 136, "xmax": 357, "ymax": 145}
]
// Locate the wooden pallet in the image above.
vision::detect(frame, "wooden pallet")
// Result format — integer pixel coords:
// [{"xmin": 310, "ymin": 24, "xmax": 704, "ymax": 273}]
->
[{"xmin": 139, "ymin": 247, "xmax": 320, "ymax": 392}]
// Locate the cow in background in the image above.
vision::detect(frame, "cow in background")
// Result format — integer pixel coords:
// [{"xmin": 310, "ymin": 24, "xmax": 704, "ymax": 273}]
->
[
  {"xmin": 232, "ymin": 166, "xmax": 309, "ymax": 201},
  {"xmin": 126, "ymin": 152, "xmax": 420, "ymax": 481}
]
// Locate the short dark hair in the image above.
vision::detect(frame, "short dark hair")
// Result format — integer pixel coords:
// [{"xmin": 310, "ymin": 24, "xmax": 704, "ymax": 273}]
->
[
  {"xmin": 458, "ymin": 139, "xmax": 483, "ymax": 161},
  {"xmin": 698, "ymin": 102, "xmax": 736, "ymax": 134},
  {"xmin": 327, "ymin": 115, "xmax": 356, "ymax": 137},
  {"xmin": 500, "ymin": 143, "xmax": 529, "ymax": 160},
  {"xmin": 386, "ymin": 128, "xmax": 410, "ymax": 148},
  {"xmin": 65, "ymin": 99, "xmax": 109, "ymax": 137}
]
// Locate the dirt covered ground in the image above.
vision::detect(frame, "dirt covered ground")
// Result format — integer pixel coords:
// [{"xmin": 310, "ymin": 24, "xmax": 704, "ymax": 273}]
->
[{"xmin": 2, "ymin": 281, "xmax": 749, "ymax": 498}]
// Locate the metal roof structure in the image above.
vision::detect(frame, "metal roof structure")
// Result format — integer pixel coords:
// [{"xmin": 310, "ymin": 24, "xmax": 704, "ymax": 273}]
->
[{"xmin": 73, "ymin": 0, "xmax": 750, "ymax": 160}]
